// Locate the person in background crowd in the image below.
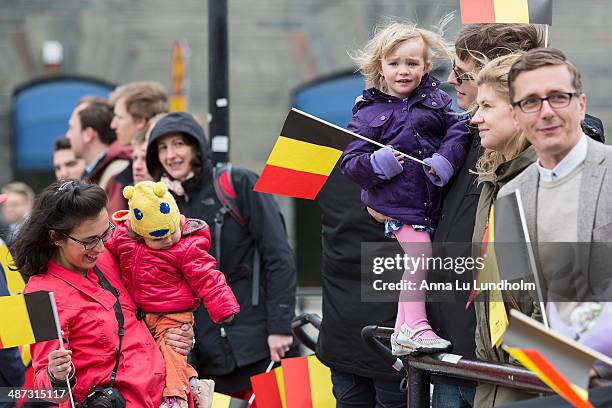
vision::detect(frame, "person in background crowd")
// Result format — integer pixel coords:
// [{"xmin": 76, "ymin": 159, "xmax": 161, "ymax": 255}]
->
[
  {"xmin": 110, "ymin": 82, "xmax": 168, "ymax": 190},
  {"xmin": 0, "ymin": 182, "xmax": 34, "ymax": 246},
  {"xmin": 146, "ymin": 112, "xmax": 297, "ymax": 405},
  {"xmin": 110, "ymin": 81, "xmax": 168, "ymax": 147},
  {"xmin": 131, "ymin": 129, "xmax": 153, "ymax": 183},
  {"xmin": 52, "ymin": 138, "xmax": 86, "ymax": 181},
  {"xmin": 66, "ymin": 96, "xmax": 131, "ymax": 214},
  {"xmin": 127, "ymin": 113, "xmax": 166, "ymax": 185}
]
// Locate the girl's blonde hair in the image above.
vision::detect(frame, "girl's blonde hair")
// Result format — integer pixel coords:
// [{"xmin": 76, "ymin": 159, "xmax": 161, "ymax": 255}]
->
[
  {"xmin": 474, "ymin": 53, "xmax": 530, "ymax": 179},
  {"xmin": 351, "ymin": 19, "xmax": 453, "ymax": 91}
]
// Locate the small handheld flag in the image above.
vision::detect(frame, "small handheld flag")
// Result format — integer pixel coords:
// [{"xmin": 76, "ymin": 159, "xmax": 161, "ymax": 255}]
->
[
  {"xmin": 494, "ymin": 190, "xmax": 548, "ymax": 327},
  {"xmin": 254, "ymin": 108, "xmax": 423, "ymax": 200},
  {"xmin": 460, "ymin": 0, "xmax": 552, "ymax": 25},
  {"xmin": 250, "ymin": 364, "xmax": 285, "ymax": 408},
  {"xmin": 281, "ymin": 355, "xmax": 334, "ymax": 408},
  {"xmin": 0, "ymin": 291, "xmax": 58, "ymax": 349},
  {"xmin": 249, "ymin": 355, "xmax": 334, "ymax": 408},
  {"xmin": 503, "ymin": 309, "xmax": 612, "ymax": 408}
]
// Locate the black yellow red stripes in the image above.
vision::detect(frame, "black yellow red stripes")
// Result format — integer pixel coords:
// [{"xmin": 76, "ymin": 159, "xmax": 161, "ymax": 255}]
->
[
  {"xmin": 254, "ymin": 109, "xmax": 355, "ymax": 200},
  {"xmin": 460, "ymin": 0, "xmax": 552, "ymax": 24},
  {"xmin": 280, "ymin": 109, "xmax": 354, "ymax": 150}
]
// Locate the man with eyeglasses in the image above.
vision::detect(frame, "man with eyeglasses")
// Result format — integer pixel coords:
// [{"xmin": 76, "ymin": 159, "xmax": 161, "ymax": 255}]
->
[{"xmin": 498, "ymin": 47, "xmax": 612, "ymax": 398}]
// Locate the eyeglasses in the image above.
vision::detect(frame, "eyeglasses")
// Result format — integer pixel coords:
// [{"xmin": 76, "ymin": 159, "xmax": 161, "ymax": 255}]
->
[
  {"xmin": 64, "ymin": 222, "xmax": 115, "ymax": 250},
  {"xmin": 512, "ymin": 92, "xmax": 580, "ymax": 113},
  {"xmin": 451, "ymin": 60, "xmax": 474, "ymax": 85}
]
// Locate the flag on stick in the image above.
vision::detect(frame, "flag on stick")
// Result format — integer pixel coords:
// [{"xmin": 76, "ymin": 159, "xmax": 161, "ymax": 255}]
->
[
  {"xmin": 460, "ymin": 0, "xmax": 552, "ymax": 24},
  {"xmin": 254, "ymin": 108, "xmax": 424, "ymax": 200},
  {"xmin": 251, "ymin": 366, "xmax": 286, "ymax": 408},
  {"xmin": 254, "ymin": 108, "xmax": 354, "ymax": 199},
  {"xmin": 469, "ymin": 204, "xmax": 508, "ymax": 347},
  {"xmin": 494, "ymin": 190, "xmax": 548, "ymax": 327},
  {"xmin": 0, "ymin": 291, "xmax": 58, "ymax": 349},
  {"xmin": 503, "ymin": 309, "xmax": 612, "ymax": 408}
]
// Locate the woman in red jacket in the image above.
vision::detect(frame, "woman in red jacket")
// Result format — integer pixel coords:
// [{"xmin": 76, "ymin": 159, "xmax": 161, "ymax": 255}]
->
[{"xmin": 12, "ymin": 180, "xmax": 191, "ymax": 407}]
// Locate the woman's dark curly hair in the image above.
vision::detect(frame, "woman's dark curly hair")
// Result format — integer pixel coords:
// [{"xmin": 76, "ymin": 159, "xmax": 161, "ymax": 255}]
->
[{"xmin": 11, "ymin": 180, "xmax": 107, "ymax": 277}]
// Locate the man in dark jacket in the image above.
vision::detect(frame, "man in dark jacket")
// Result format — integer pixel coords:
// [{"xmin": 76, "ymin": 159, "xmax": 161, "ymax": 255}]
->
[
  {"xmin": 145, "ymin": 112, "xmax": 297, "ymax": 400},
  {"xmin": 315, "ymin": 165, "xmax": 406, "ymax": 407},
  {"xmin": 429, "ymin": 24, "xmax": 605, "ymax": 408}
]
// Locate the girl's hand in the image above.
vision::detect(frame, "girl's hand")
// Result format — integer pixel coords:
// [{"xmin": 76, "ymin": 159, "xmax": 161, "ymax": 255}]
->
[
  {"xmin": 48, "ymin": 349, "xmax": 72, "ymax": 381},
  {"xmin": 428, "ymin": 166, "xmax": 438, "ymax": 176},
  {"xmin": 393, "ymin": 150, "xmax": 405, "ymax": 164}
]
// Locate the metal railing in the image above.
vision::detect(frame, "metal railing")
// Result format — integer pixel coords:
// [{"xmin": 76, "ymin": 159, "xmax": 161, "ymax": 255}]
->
[
  {"xmin": 291, "ymin": 313, "xmax": 554, "ymax": 408},
  {"xmin": 361, "ymin": 325, "xmax": 552, "ymax": 407},
  {"xmin": 291, "ymin": 312, "xmax": 321, "ymax": 352}
]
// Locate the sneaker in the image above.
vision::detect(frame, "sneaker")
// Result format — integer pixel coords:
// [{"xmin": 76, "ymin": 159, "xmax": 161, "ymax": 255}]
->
[
  {"xmin": 190, "ymin": 379, "xmax": 215, "ymax": 408},
  {"xmin": 160, "ymin": 397, "xmax": 189, "ymax": 408},
  {"xmin": 390, "ymin": 332, "xmax": 414, "ymax": 356},
  {"xmin": 395, "ymin": 324, "xmax": 452, "ymax": 355}
]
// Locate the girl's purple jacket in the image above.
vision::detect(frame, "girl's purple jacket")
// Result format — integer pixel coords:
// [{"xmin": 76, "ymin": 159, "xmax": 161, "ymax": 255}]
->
[{"xmin": 341, "ymin": 74, "xmax": 471, "ymax": 228}]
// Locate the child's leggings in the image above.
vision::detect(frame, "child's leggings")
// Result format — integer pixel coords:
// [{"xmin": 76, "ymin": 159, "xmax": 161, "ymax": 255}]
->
[
  {"xmin": 145, "ymin": 311, "xmax": 198, "ymax": 401},
  {"xmin": 393, "ymin": 225, "xmax": 436, "ymax": 337}
]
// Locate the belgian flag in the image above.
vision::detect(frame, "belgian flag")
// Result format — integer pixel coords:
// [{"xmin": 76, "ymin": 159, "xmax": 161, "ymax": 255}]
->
[
  {"xmin": 460, "ymin": 0, "xmax": 552, "ymax": 24},
  {"xmin": 250, "ymin": 355, "xmax": 334, "ymax": 407},
  {"xmin": 253, "ymin": 108, "xmax": 354, "ymax": 200},
  {"xmin": 0, "ymin": 291, "xmax": 58, "ymax": 349}
]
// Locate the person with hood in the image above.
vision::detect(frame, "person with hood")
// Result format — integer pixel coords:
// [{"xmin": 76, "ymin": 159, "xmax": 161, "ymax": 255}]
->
[{"xmin": 146, "ymin": 112, "xmax": 297, "ymax": 403}]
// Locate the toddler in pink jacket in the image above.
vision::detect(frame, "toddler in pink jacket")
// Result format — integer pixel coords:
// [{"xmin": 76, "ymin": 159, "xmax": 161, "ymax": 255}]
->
[{"xmin": 106, "ymin": 181, "xmax": 240, "ymax": 408}]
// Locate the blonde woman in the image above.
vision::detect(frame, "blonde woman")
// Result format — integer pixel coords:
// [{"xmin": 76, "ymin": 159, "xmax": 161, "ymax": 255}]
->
[{"xmin": 469, "ymin": 53, "xmax": 538, "ymax": 407}]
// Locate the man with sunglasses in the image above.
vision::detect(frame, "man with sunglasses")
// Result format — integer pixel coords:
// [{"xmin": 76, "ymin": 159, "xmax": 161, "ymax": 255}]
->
[{"xmin": 497, "ymin": 47, "xmax": 612, "ymax": 397}]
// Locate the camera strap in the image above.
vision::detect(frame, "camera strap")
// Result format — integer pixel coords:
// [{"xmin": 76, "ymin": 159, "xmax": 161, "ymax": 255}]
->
[{"xmin": 93, "ymin": 266, "xmax": 124, "ymax": 388}]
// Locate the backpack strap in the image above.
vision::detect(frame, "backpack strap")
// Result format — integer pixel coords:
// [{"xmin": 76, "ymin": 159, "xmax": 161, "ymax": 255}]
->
[
  {"xmin": 213, "ymin": 163, "xmax": 245, "ymax": 226},
  {"xmin": 212, "ymin": 163, "xmax": 260, "ymax": 307}
]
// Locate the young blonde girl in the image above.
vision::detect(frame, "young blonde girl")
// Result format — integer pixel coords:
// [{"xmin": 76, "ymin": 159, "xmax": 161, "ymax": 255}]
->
[{"xmin": 341, "ymin": 21, "xmax": 471, "ymax": 355}]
